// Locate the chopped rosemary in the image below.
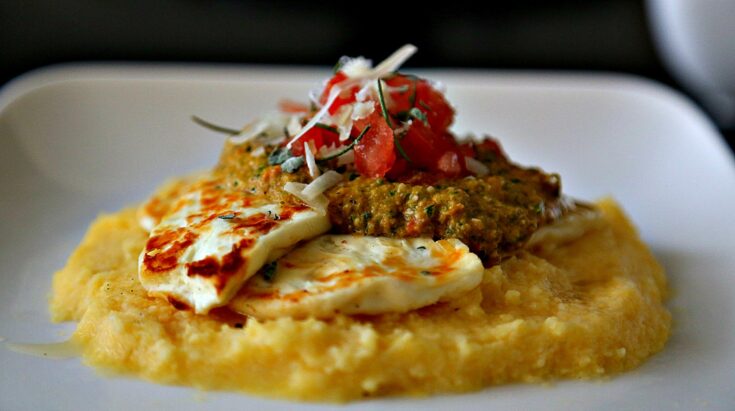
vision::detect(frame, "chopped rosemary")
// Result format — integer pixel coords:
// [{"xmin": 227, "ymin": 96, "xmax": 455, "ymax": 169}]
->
[
  {"xmin": 218, "ymin": 214, "xmax": 236, "ymax": 220},
  {"xmin": 262, "ymin": 261, "xmax": 277, "ymax": 282},
  {"xmin": 191, "ymin": 115, "xmax": 240, "ymax": 136},
  {"xmin": 317, "ymin": 125, "xmax": 371, "ymax": 162},
  {"xmin": 315, "ymin": 122, "xmax": 339, "ymax": 133},
  {"xmin": 376, "ymin": 79, "xmax": 393, "ymax": 128},
  {"xmin": 417, "ymin": 246, "xmax": 427, "ymax": 250},
  {"xmin": 378, "ymin": 79, "xmax": 413, "ymax": 164}
]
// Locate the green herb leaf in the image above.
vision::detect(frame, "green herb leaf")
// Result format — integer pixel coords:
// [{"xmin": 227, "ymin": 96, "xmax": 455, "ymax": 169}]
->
[
  {"xmin": 377, "ymin": 78, "xmax": 413, "ymax": 163},
  {"xmin": 417, "ymin": 246, "xmax": 427, "ymax": 250},
  {"xmin": 281, "ymin": 156, "xmax": 304, "ymax": 173},
  {"xmin": 376, "ymin": 79, "xmax": 394, "ymax": 128},
  {"xmin": 262, "ymin": 261, "xmax": 277, "ymax": 282},
  {"xmin": 425, "ymin": 204, "xmax": 435, "ymax": 217},
  {"xmin": 315, "ymin": 123, "xmax": 339, "ymax": 133},
  {"xmin": 408, "ymin": 107, "xmax": 429, "ymax": 126},
  {"xmin": 191, "ymin": 115, "xmax": 240, "ymax": 136},
  {"xmin": 218, "ymin": 213, "xmax": 236, "ymax": 220},
  {"xmin": 268, "ymin": 147, "xmax": 292, "ymax": 165}
]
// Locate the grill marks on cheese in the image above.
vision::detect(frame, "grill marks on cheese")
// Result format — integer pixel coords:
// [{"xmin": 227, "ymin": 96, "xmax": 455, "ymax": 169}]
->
[
  {"xmin": 228, "ymin": 235, "xmax": 484, "ymax": 319},
  {"xmin": 138, "ymin": 179, "xmax": 330, "ymax": 313}
]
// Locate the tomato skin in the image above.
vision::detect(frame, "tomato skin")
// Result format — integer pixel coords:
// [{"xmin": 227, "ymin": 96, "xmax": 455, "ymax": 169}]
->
[
  {"xmin": 353, "ymin": 110, "xmax": 396, "ymax": 177},
  {"xmin": 290, "ymin": 126, "xmax": 340, "ymax": 156}
]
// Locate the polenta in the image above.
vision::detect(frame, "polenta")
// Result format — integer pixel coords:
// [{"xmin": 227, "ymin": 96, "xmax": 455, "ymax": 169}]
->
[{"xmin": 48, "ymin": 45, "xmax": 670, "ymax": 401}]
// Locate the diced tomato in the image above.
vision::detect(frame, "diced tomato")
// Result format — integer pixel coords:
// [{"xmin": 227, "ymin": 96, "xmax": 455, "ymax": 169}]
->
[
  {"xmin": 415, "ymin": 81, "xmax": 454, "ymax": 133},
  {"xmin": 353, "ymin": 110, "xmax": 396, "ymax": 177},
  {"xmin": 398, "ymin": 121, "xmax": 467, "ymax": 177},
  {"xmin": 278, "ymin": 99, "xmax": 309, "ymax": 114},
  {"xmin": 320, "ymin": 72, "xmax": 348, "ymax": 105},
  {"xmin": 458, "ymin": 142, "xmax": 475, "ymax": 158},
  {"xmin": 382, "ymin": 74, "xmax": 416, "ymax": 114},
  {"xmin": 474, "ymin": 138, "xmax": 507, "ymax": 161},
  {"xmin": 383, "ymin": 74, "xmax": 455, "ymax": 133},
  {"xmin": 436, "ymin": 151, "xmax": 463, "ymax": 177},
  {"xmin": 290, "ymin": 126, "xmax": 340, "ymax": 156},
  {"xmin": 319, "ymin": 71, "xmax": 359, "ymax": 115},
  {"xmin": 386, "ymin": 157, "xmax": 410, "ymax": 180}
]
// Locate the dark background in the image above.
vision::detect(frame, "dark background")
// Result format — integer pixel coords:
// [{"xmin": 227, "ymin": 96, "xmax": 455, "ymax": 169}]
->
[{"xmin": 1, "ymin": 0, "xmax": 733, "ymax": 152}]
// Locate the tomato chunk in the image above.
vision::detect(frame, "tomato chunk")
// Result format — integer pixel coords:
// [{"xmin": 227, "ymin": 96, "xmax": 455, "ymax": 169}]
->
[
  {"xmin": 383, "ymin": 74, "xmax": 455, "ymax": 133},
  {"xmin": 399, "ymin": 121, "xmax": 467, "ymax": 177},
  {"xmin": 290, "ymin": 126, "xmax": 340, "ymax": 156},
  {"xmin": 319, "ymin": 71, "xmax": 359, "ymax": 115},
  {"xmin": 353, "ymin": 110, "xmax": 395, "ymax": 177}
]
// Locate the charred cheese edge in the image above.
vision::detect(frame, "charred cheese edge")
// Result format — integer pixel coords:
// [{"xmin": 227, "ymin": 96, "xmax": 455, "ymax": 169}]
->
[
  {"xmin": 138, "ymin": 179, "xmax": 330, "ymax": 313},
  {"xmin": 228, "ymin": 235, "xmax": 484, "ymax": 319}
]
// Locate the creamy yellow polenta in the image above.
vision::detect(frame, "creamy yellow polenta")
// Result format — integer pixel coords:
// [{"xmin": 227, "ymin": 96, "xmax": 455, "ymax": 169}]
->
[{"xmin": 50, "ymin": 198, "xmax": 670, "ymax": 402}]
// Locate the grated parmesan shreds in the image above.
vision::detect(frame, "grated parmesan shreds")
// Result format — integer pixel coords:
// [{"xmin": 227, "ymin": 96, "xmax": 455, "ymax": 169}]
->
[
  {"xmin": 301, "ymin": 171, "xmax": 343, "ymax": 200},
  {"xmin": 285, "ymin": 44, "xmax": 417, "ymax": 151},
  {"xmin": 250, "ymin": 146, "xmax": 266, "ymax": 157},
  {"xmin": 465, "ymin": 157, "xmax": 490, "ymax": 176},
  {"xmin": 304, "ymin": 142, "xmax": 319, "ymax": 179},
  {"xmin": 283, "ymin": 182, "xmax": 329, "ymax": 214},
  {"xmin": 286, "ymin": 86, "xmax": 343, "ymax": 149}
]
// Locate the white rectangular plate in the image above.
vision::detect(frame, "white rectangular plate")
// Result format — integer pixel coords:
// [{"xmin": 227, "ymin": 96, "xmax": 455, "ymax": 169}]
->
[{"xmin": 1, "ymin": 64, "xmax": 734, "ymax": 411}]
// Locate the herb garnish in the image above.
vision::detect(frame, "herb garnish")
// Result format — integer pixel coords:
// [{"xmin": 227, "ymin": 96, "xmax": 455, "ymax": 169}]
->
[
  {"xmin": 315, "ymin": 122, "xmax": 339, "ymax": 134},
  {"xmin": 417, "ymin": 246, "xmax": 427, "ymax": 250},
  {"xmin": 268, "ymin": 147, "xmax": 292, "ymax": 165},
  {"xmin": 395, "ymin": 107, "xmax": 429, "ymax": 126},
  {"xmin": 281, "ymin": 156, "xmax": 305, "ymax": 173},
  {"xmin": 376, "ymin": 79, "xmax": 394, "ymax": 128},
  {"xmin": 425, "ymin": 204, "xmax": 435, "ymax": 217},
  {"xmin": 191, "ymin": 115, "xmax": 240, "ymax": 136},
  {"xmin": 262, "ymin": 261, "xmax": 277, "ymax": 282},
  {"xmin": 420, "ymin": 270, "xmax": 431, "ymax": 276},
  {"xmin": 218, "ymin": 214, "xmax": 236, "ymax": 220},
  {"xmin": 377, "ymin": 79, "xmax": 413, "ymax": 164}
]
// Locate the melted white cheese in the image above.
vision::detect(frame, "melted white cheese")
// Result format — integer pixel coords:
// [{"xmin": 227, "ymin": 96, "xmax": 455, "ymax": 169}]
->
[
  {"xmin": 138, "ymin": 180, "xmax": 330, "ymax": 314},
  {"xmin": 228, "ymin": 235, "xmax": 484, "ymax": 319}
]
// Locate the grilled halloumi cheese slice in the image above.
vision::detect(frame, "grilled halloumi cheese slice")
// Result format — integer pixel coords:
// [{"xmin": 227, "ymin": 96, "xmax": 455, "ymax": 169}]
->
[
  {"xmin": 138, "ymin": 179, "xmax": 330, "ymax": 314},
  {"xmin": 228, "ymin": 235, "xmax": 484, "ymax": 319}
]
